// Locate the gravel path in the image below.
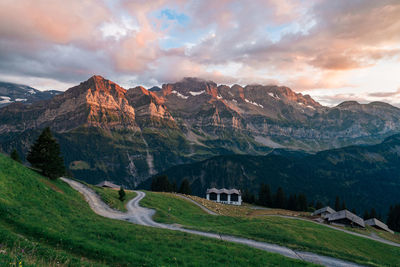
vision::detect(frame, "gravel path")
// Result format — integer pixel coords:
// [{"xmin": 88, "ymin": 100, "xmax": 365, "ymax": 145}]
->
[
  {"xmin": 179, "ymin": 193, "xmax": 400, "ymax": 248},
  {"xmin": 61, "ymin": 178, "xmax": 365, "ymax": 267},
  {"xmin": 174, "ymin": 194, "xmax": 218, "ymax": 215}
]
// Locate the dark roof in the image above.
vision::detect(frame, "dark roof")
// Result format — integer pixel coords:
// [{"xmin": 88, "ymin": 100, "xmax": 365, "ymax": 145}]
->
[
  {"xmin": 312, "ymin": 206, "xmax": 336, "ymax": 216},
  {"xmin": 365, "ymin": 218, "xmax": 394, "ymax": 234},
  {"xmin": 328, "ymin": 210, "xmax": 365, "ymax": 227},
  {"xmin": 96, "ymin": 181, "xmax": 120, "ymax": 189},
  {"xmin": 206, "ymin": 188, "xmax": 241, "ymax": 195}
]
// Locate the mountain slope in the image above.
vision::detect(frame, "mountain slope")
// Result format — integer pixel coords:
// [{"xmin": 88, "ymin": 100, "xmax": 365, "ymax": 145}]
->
[
  {"xmin": 0, "ymin": 81, "xmax": 61, "ymax": 108},
  {"xmin": 0, "ymin": 154, "xmax": 310, "ymax": 266},
  {"xmin": 146, "ymin": 134, "xmax": 400, "ymax": 216},
  {"xmin": 1, "ymin": 75, "xmax": 400, "ymax": 186},
  {"xmin": 141, "ymin": 191, "xmax": 400, "ymax": 266}
]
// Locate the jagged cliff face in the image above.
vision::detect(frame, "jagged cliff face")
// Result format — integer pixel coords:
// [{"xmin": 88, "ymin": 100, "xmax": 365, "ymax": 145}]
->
[{"xmin": 1, "ymin": 75, "xmax": 400, "ymax": 187}]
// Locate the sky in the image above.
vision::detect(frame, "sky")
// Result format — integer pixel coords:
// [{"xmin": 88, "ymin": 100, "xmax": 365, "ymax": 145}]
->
[{"xmin": 0, "ymin": 0, "xmax": 399, "ymax": 106}]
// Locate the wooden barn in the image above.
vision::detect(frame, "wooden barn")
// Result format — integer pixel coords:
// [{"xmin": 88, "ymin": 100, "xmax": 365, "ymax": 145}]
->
[
  {"xmin": 365, "ymin": 218, "xmax": 394, "ymax": 234},
  {"xmin": 327, "ymin": 210, "xmax": 365, "ymax": 228},
  {"xmin": 96, "ymin": 181, "xmax": 120, "ymax": 189},
  {"xmin": 312, "ymin": 206, "xmax": 336, "ymax": 218}
]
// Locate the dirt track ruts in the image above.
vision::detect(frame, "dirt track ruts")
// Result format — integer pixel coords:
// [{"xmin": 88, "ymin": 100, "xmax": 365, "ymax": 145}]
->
[{"xmin": 61, "ymin": 178, "xmax": 365, "ymax": 267}]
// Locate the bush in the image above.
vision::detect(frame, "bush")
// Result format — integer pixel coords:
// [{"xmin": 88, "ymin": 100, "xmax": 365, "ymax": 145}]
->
[{"xmin": 118, "ymin": 187, "xmax": 126, "ymax": 201}]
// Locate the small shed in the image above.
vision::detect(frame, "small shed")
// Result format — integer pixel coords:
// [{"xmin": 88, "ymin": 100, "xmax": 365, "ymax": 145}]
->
[
  {"xmin": 327, "ymin": 210, "xmax": 365, "ymax": 228},
  {"xmin": 96, "ymin": 181, "xmax": 120, "ymax": 189},
  {"xmin": 365, "ymin": 218, "xmax": 394, "ymax": 234},
  {"xmin": 312, "ymin": 206, "xmax": 336, "ymax": 218},
  {"xmin": 206, "ymin": 188, "xmax": 242, "ymax": 205}
]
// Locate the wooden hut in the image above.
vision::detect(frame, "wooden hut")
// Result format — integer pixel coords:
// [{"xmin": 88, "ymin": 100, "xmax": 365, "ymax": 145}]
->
[
  {"xmin": 327, "ymin": 210, "xmax": 365, "ymax": 228},
  {"xmin": 96, "ymin": 181, "xmax": 120, "ymax": 189},
  {"xmin": 312, "ymin": 206, "xmax": 336, "ymax": 218},
  {"xmin": 365, "ymin": 218, "xmax": 394, "ymax": 234}
]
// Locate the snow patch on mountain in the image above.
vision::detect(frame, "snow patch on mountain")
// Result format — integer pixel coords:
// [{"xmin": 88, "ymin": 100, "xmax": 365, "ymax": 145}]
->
[
  {"xmin": 15, "ymin": 98, "xmax": 27, "ymax": 102},
  {"xmin": 245, "ymin": 98, "xmax": 264, "ymax": 108},
  {"xmin": 28, "ymin": 89, "xmax": 36, "ymax": 94},
  {"xmin": 189, "ymin": 90, "xmax": 205, "ymax": 96},
  {"xmin": 307, "ymin": 105, "xmax": 315, "ymax": 110},
  {"xmin": 172, "ymin": 90, "xmax": 189, "ymax": 99},
  {"xmin": 268, "ymin": 92, "xmax": 280, "ymax": 99}
]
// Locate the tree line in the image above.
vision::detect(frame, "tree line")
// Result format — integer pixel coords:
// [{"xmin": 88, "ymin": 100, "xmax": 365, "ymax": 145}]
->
[
  {"xmin": 150, "ymin": 175, "xmax": 192, "ymax": 195},
  {"xmin": 242, "ymin": 184, "xmax": 313, "ymax": 212}
]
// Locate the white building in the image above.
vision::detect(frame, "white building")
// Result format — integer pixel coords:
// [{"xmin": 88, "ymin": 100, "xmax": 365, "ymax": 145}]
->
[{"xmin": 206, "ymin": 188, "xmax": 242, "ymax": 205}]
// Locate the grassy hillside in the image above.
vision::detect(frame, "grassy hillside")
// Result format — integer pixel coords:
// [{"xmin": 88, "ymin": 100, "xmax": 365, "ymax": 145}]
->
[
  {"xmin": 88, "ymin": 185, "xmax": 136, "ymax": 212},
  {"xmin": 0, "ymin": 154, "xmax": 314, "ymax": 266},
  {"xmin": 140, "ymin": 191, "xmax": 400, "ymax": 267},
  {"xmin": 144, "ymin": 134, "xmax": 400, "ymax": 216}
]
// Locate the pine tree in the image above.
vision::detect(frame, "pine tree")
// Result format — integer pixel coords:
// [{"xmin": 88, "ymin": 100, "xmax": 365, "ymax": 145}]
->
[
  {"xmin": 387, "ymin": 204, "xmax": 400, "ymax": 232},
  {"xmin": 243, "ymin": 189, "xmax": 255, "ymax": 204},
  {"xmin": 298, "ymin": 194, "xmax": 308, "ymax": 211},
  {"xmin": 150, "ymin": 175, "xmax": 171, "ymax": 192},
  {"xmin": 118, "ymin": 187, "xmax": 126, "ymax": 201},
  {"xmin": 27, "ymin": 127, "xmax": 65, "ymax": 180},
  {"xmin": 363, "ymin": 210, "xmax": 370, "ymax": 220},
  {"xmin": 257, "ymin": 183, "xmax": 272, "ymax": 207},
  {"xmin": 171, "ymin": 181, "xmax": 177, "ymax": 192},
  {"xmin": 341, "ymin": 200, "xmax": 346, "ymax": 210},
  {"xmin": 287, "ymin": 194, "xmax": 297, "ymax": 211},
  {"xmin": 315, "ymin": 201, "xmax": 324, "ymax": 210},
  {"xmin": 335, "ymin": 196, "xmax": 341, "ymax": 211},
  {"xmin": 178, "ymin": 178, "xmax": 191, "ymax": 195},
  {"xmin": 10, "ymin": 149, "xmax": 22, "ymax": 163},
  {"xmin": 370, "ymin": 208, "xmax": 377, "ymax": 219},
  {"xmin": 274, "ymin": 187, "xmax": 286, "ymax": 209}
]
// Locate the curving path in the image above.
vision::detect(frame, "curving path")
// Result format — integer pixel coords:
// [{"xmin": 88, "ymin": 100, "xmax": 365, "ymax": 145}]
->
[
  {"xmin": 177, "ymin": 193, "xmax": 400, "ymax": 248},
  {"xmin": 61, "ymin": 178, "xmax": 364, "ymax": 267},
  {"xmin": 174, "ymin": 194, "xmax": 218, "ymax": 215}
]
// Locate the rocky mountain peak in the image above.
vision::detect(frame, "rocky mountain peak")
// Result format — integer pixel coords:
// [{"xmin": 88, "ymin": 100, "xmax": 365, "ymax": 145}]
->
[{"xmin": 64, "ymin": 75, "xmax": 126, "ymax": 98}]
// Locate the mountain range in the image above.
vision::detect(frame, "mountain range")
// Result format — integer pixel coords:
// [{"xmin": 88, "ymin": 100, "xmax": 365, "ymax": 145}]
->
[
  {"xmin": 0, "ymin": 81, "xmax": 61, "ymax": 108},
  {"xmin": 1, "ymin": 75, "xmax": 400, "ymax": 188}
]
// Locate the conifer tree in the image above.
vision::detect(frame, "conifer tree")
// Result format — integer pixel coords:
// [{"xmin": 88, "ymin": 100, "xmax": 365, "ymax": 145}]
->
[
  {"xmin": 369, "ymin": 208, "xmax": 377, "ymax": 219},
  {"xmin": 274, "ymin": 187, "xmax": 286, "ymax": 209},
  {"xmin": 334, "ymin": 196, "xmax": 341, "ymax": 211},
  {"xmin": 387, "ymin": 204, "xmax": 400, "ymax": 232},
  {"xmin": 315, "ymin": 201, "xmax": 324, "ymax": 210},
  {"xmin": 171, "ymin": 181, "xmax": 178, "ymax": 192},
  {"xmin": 287, "ymin": 194, "xmax": 297, "ymax": 211},
  {"xmin": 298, "ymin": 194, "xmax": 308, "ymax": 211},
  {"xmin": 257, "ymin": 183, "xmax": 272, "ymax": 207},
  {"xmin": 178, "ymin": 178, "xmax": 191, "ymax": 195},
  {"xmin": 10, "ymin": 149, "xmax": 22, "ymax": 163},
  {"xmin": 27, "ymin": 127, "xmax": 65, "ymax": 179},
  {"xmin": 242, "ymin": 189, "xmax": 255, "ymax": 204},
  {"xmin": 341, "ymin": 200, "xmax": 346, "ymax": 210},
  {"xmin": 150, "ymin": 175, "xmax": 172, "ymax": 192},
  {"xmin": 363, "ymin": 210, "xmax": 370, "ymax": 220},
  {"xmin": 118, "ymin": 187, "xmax": 126, "ymax": 201}
]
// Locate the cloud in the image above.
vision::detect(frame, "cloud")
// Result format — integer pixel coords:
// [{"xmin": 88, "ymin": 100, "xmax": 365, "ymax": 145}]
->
[
  {"xmin": 369, "ymin": 88, "xmax": 400, "ymax": 98},
  {"xmin": 0, "ymin": 0, "xmax": 399, "ymax": 106}
]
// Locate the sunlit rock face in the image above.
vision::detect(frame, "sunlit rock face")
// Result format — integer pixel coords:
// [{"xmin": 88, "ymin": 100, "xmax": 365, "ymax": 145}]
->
[{"xmin": 2, "ymin": 75, "xmax": 400, "ymax": 186}]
